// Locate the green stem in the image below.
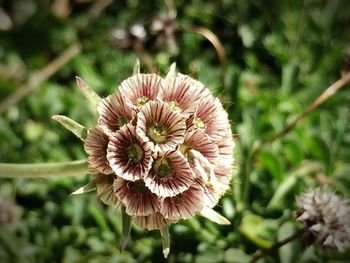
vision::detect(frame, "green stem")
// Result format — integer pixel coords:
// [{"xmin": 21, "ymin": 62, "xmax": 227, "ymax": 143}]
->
[{"xmin": 0, "ymin": 160, "xmax": 89, "ymax": 178}]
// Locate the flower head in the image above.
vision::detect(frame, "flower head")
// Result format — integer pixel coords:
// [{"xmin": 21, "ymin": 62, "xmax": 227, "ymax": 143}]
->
[{"xmin": 296, "ymin": 187, "xmax": 350, "ymax": 251}]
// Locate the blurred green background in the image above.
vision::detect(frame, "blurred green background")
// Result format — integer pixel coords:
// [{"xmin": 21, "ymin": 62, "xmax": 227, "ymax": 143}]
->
[{"xmin": 1, "ymin": 0, "xmax": 350, "ymax": 262}]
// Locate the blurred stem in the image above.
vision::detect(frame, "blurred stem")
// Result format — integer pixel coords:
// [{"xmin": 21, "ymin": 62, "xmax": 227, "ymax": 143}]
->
[
  {"xmin": 0, "ymin": 43, "xmax": 81, "ymax": 114},
  {"xmin": 252, "ymin": 71, "xmax": 350, "ymax": 157},
  {"xmin": 249, "ymin": 227, "xmax": 307, "ymax": 263},
  {"xmin": 0, "ymin": 160, "xmax": 88, "ymax": 178},
  {"xmin": 119, "ymin": 206, "xmax": 132, "ymax": 252}
]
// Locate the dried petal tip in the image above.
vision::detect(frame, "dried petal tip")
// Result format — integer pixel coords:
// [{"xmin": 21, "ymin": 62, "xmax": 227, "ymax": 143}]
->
[{"xmin": 296, "ymin": 187, "xmax": 350, "ymax": 251}]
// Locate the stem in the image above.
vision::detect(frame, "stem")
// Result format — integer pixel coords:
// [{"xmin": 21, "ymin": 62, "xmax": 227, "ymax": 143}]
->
[
  {"xmin": 252, "ymin": 71, "xmax": 350, "ymax": 157},
  {"xmin": 0, "ymin": 160, "xmax": 89, "ymax": 178},
  {"xmin": 0, "ymin": 43, "xmax": 81, "ymax": 114},
  {"xmin": 249, "ymin": 227, "xmax": 307, "ymax": 263}
]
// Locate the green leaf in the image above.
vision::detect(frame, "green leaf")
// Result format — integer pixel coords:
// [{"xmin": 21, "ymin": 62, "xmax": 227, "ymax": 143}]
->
[
  {"xmin": 199, "ymin": 207, "xmax": 230, "ymax": 225},
  {"xmin": 75, "ymin": 76, "xmax": 102, "ymax": 110},
  {"xmin": 257, "ymin": 150, "xmax": 284, "ymax": 183},
  {"xmin": 52, "ymin": 115, "xmax": 87, "ymax": 141},
  {"xmin": 69, "ymin": 180, "xmax": 96, "ymax": 196},
  {"xmin": 278, "ymin": 222, "xmax": 301, "ymax": 263},
  {"xmin": 224, "ymin": 248, "xmax": 251, "ymax": 263},
  {"xmin": 165, "ymin": 62, "xmax": 177, "ymax": 79},
  {"xmin": 160, "ymin": 226, "xmax": 170, "ymax": 258},
  {"xmin": 119, "ymin": 206, "xmax": 131, "ymax": 252},
  {"xmin": 133, "ymin": 58, "xmax": 140, "ymax": 74}
]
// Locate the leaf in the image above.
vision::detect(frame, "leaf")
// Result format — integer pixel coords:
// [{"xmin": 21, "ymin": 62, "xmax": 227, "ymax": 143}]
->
[
  {"xmin": 224, "ymin": 248, "xmax": 251, "ymax": 263},
  {"xmin": 278, "ymin": 222, "xmax": 302, "ymax": 263},
  {"xmin": 257, "ymin": 150, "xmax": 284, "ymax": 183},
  {"xmin": 199, "ymin": 207, "xmax": 230, "ymax": 225},
  {"xmin": 75, "ymin": 76, "xmax": 101, "ymax": 110},
  {"xmin": 133, "ymin": 58, "xmax": 140, "ymax": 74},
  {"xmin": 160, "ymin": 226, "xmax": 170, "ymax": 258},
  {"xmin": 69, "ymin": 180, "xmax": 96, "ymax": 196},
  {"xmin": 119, "ymin": 206, "xmax": 132, "ymax": 252},
  {"xmin": 52, "ymin": 115, "xmax": 87, "ymax": 141}
]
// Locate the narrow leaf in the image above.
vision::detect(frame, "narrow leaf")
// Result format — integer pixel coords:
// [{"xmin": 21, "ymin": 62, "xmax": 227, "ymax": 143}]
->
[
  {"xmin": 70, "ymin": 180, "xmax": 96, "ymax": 196},
  {"xmin": 119, "ymin": 206, "xmax": 132, "ymax": 252},
  {"xmin": 200, "ymin": 207, "xmax": 230, "ymax": 225},
  {"xmin": 160, "ymin": 226, "xmax": 170, "ymax": 258},
  {"xmin": 133, "ymin": 58, "xmax": 141, "ymax": 74},
  {"xmin": 52, "ymin": 115, "xmax": 87, "ymax": 141},
  {"xmin": 165, "ymin": 62, "xmax": 176, "ymax": 79},
  {"xmin": 75, "ymin": 76, "xmax": 101, "ymax": 109}
]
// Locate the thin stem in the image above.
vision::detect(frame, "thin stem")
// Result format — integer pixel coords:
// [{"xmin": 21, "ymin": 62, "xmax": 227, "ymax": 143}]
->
[
  {"xmin": 0, "ymin": 160, "xmax": 89, "ymax": 178},
  {"xmin": 0, "ymin": 43, "xmax": 81, "ymax": 114},
  {"xmin": 252, "ymin": 71, "xmax": 350, "ymax": 157},
  {"xmin": 249, "ymin": 227, "xmax": 307, "ymax": 263}
]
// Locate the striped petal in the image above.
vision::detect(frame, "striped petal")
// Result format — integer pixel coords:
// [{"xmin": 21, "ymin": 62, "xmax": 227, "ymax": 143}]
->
[
  {"xmin": 160, "ymin": 74, "xmax": 209, "ymax": 115},
  {"xmin": 134, "ymin": 212, "xmax": 166, "ymax": 230},
  {"xmin": 136, "ymin": 100, "xmax": 186, "ymax": 153},
  {"xmin": 144, "ymin": 150, "xmax": 194, "ymax": 198},
  {"xmin": 161, "ymin": 187, "xmax": 204, "ymax": 221},
  {"xmin": 113, "ymin": 178, "xmax": 161, "ymax": 216},
  {"xmin": 107, "ymin": 124, "xmax": 152, "ymax": 181},
  {"xmin": 119, "ymin": 73, "xmax": 162, "ymax": 106},
  {"xmin": 93, "ymin": 174, "xmax": 120, "ymax": 206},
  {"xmin": 98, "ymin": 92, "xmax": 135, "ymax": 136},
  {"xmin": 84, "ymin": 126, "xmax": 112, "ymax": 175}
]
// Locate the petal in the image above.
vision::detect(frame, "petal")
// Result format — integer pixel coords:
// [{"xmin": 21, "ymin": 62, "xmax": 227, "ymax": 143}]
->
[
  {"xmin": 98, "ymin": 92, "xmax": 135, "ymax": 136},
  {"xmin": 119, "ymin": 73, "xmax": 162, "ymax": 106},
  {"xmin": 144, "ymin": 150, "xmax": 194, "ymax": 198},
  {"xmin": 160, "ymin": 74, "xmax": 209, "ymax": 115},
  {"xmin": 136, "ymin": 100, "xmax": 186, "ymax": 153},
  {"xmin": 107, "ymin": 124, "xmax": 152, "ymax": 181},
  {"xmin": 94, "ymin": 174, "xmax": 120, "ymax": 206},
  {"xmin": 161, "ymin": 187, "xmax": 204, "ymax": 221},
  {"xmin": 84, "ymin": 126, "xmax": 112, "ymax": 175},
  {"xmin": 113, "ymin": 178, "xmax": 161, "ymax": 216},
  {"xmin": 134, "ymin": 212, "xmax": 166, "ymax": 230}
]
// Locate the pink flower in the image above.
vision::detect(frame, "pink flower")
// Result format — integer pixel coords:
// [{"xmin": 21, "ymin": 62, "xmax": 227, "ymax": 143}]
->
[
  {"xmin": 136, "ymin": 100, "xmax": 186, "ymax": 152},
  {"xmin": 107, "ymin": 124, "xmax": 152, "ymax": 181},
  {"xmin": 84, "ymin": 126, "xmax": 112, "ymax": 175},
  {"xmin": 119, "ymin": 73, "xmax": 162, "ymax": 106},
  {"xmin": 98, "ymin": 92, "xmax": 135, "ymax": 136}
]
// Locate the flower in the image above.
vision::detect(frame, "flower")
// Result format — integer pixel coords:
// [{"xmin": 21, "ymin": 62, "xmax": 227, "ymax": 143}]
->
[
  {"xmin": 296, "ymin": 187, "xmax": 350, "ymax": 251},
  {"xmin": 70, "ymin": 66, "xmax": 234, "ymax": 257}
]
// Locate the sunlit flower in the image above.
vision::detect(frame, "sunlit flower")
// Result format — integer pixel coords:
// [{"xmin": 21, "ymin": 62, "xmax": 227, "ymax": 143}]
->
[
  {"xmin": 119, "ymin": 73, "xmax": 162, "ymax": 106},
  {"xmin": 144, "ymin": 150, "xmax": 194, "ymax": 197},
  {"xmin": 136, "ymin": 100, "xmax": 186, "ymax": 152},
  {"xmin": 296, "ymin": 187, "xmax": 350, "ymax": 251},
  {"xmin": 107, "ymin": 124, "xmax": 152, "ymax": 181},
  {"xmin": 114, "ymin": 178, "xmax": 161, "ymax": 216},
  {"xmin": 84, "ymin": 126, "xmax": 112, "ymax": 175},
  {"xmin": 98, "ymin": 91, "xmax": 134, "ymax": 136}
]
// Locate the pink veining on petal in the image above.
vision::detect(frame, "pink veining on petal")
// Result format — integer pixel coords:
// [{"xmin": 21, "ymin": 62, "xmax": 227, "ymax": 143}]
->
[
  {"xmin": 134, "ymin": 212, "xmax": 166, "ymax": 230},
  {"xmin": 98, "ymin": 92, "xmax": 135, "ymax": 136},
  {"xmin": 144, "ymin": 150, "xmax": 194, "ymax": 198},
  {"xmin": 119, "ymin": 73, "xmax": 162, "ymax": 106},
  {"xmin": 193, "ymin": 178, "xmax": 220, "ymax": 208},
  {"xmin": 113, "ymin": 178, "xmax": 161, "ymax": 216},
  {"xmin": 182, "ymin": 129, "xmax": 219, "ymax": 165},
  {"xmin": 84, "ymin": 126, "xmax": 113, "ymax": 175},
  {"xmin": 136, "ymin": 100, "xmax": 186, "ymax": 153},
  {"xmin": 107, "ymin": 124, "xmax": 152, "ymax": 181},
  {"xmin": 159, "ymin": 74, "xmax": 209, "ymax": 115},
  {"xmin": 192, "ymin": 95, "xmax": 229, "ymax": 142},
  {"xmin": 161, "ymin": 187, "xmax": 204, "ymax": 221}
]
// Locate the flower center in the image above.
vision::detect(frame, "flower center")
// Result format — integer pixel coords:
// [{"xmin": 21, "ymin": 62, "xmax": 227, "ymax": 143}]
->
[
  {"xmin": 126, "ymin": 143, "xmax": 144, "ymax": 163},
  {"xmin": 168, "ymin": 101, "xmax": 181, "ymax": 113},
  {"xmin": 136, "ymin": 96, "xmax": 149, "ymax": 106},
  {"xmin": 132, "ymin": 180, "xmax": 147, "ymax": 192},
  {"xmin": 147, "ymin": 124, "xmax": 167, "ymax": 143},
  {"xmin": 153, "ymin": 157, "xmax": 172, "ymax": 178},
  {"xmin": 194, "ymin": 118, "xmax": 205, "ymax": 129},
  {"xmin": 118, "ymin": 116, "xmax": 129, "ymax": 127},
  {"xmin": 179, "ymin": 144, "xmax": 194, "ymax": 160}
]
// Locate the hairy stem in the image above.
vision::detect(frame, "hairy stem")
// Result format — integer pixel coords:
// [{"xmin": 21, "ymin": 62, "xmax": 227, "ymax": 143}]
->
[
  {"xmin": 249, "ymin": 227, "xmax": 307, "ymax": 263},
  {"xmin": 0, "ymin": 160, "xmax": 89, "ymax": 178}
]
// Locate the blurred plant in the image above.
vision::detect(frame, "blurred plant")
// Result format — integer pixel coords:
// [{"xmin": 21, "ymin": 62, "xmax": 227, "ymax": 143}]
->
[{"xmin": 0, "ymin": 195, "xmax": 19, "ymax": 226}]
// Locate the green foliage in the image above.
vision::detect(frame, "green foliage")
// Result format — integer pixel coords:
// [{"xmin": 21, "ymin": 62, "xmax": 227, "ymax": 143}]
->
[{"xmin": 1, "ymin": 0, "xmax": 350, "ymax": 262}]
